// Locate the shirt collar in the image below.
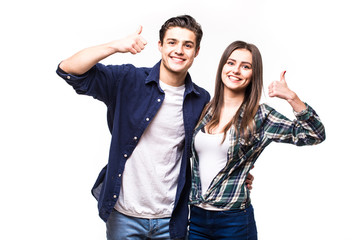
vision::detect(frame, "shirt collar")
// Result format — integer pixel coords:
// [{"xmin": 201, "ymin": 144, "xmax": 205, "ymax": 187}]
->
[{"xmin": 145, "ymin": 60, "xmax": 200, "ymax": 96}]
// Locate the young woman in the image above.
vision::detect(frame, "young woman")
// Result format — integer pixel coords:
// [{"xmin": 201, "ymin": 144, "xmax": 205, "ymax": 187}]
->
[{"xmin": 188, "ymin": 41, "xmax": 326, "ymax": 239}]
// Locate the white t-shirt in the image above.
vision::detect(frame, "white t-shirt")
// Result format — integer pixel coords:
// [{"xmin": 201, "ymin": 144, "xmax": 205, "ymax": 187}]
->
[
  {"xmin": 194, "ymin": 130, "xmax": 230, "ymax": 211},
  {"xmin": 115, "ymin": 80, "xmax": 185, "ymax": 218}
]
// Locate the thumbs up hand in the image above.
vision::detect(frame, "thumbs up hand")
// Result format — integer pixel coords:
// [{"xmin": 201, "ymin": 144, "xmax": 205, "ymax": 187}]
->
[
  {"xmin": 110, "ymin": 25, "xmax": 148, "ymax": 54},
  {"xmin": 268, "ymin": 71, "xmax": 307, "ymax": 112},
  {"xmin": 268, "ymin": 71, "xmax": 294, "ymax": 100}
]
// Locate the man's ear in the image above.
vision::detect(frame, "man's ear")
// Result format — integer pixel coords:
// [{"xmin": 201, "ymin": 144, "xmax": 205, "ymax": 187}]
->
[
  {"xmin": 158, "ymin": 40, "xmax": 163, "ymax": 52},
  {"xmin": 194, "ymin": 47, "xmax": 200, "ymax": 57}
]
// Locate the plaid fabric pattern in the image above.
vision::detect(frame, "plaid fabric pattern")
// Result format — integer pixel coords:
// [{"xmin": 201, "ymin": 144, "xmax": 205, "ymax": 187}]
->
[{"xmin": 189, "ymin": 103, "xmax": 325, "ymax": 210}]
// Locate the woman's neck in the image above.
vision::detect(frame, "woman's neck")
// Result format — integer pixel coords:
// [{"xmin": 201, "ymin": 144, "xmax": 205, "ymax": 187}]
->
[
  {"xmin": 207, "ymin": 92, "xmax": 245, "ymax": 134},
  {"xmin": 223, "ymin": 88, "xmax": 245, "ymax": 110}
]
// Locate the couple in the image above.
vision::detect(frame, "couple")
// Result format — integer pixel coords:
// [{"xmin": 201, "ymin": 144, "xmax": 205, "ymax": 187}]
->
[{"xmin": 56, "ymin": 15, "xmax": 325, "ymax": 240}]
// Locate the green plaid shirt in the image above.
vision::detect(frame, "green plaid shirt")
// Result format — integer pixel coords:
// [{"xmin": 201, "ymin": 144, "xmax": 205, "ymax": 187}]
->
[{"xmin": 189, "ymin": 103, "xmax": 326, "ymax": 210}]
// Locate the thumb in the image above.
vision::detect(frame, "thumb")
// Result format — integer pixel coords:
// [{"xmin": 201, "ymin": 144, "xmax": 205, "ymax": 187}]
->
[
  {"xmin": 280, "ymin": 70, "xmax": 286, "ymax": 82},
  {"xmin": 136, "ymin": 25, "xmax": 143, "ymax": 35}
]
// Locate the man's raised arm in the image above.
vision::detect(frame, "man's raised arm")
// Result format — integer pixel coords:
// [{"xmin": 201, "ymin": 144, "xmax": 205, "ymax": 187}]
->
[{"xmin": 59, "ymin": 26, "xmax": 147, "ymax": 75}]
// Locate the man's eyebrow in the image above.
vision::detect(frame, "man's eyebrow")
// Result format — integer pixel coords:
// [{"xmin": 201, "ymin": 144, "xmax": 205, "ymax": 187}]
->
[
  {"xmin": 184, "ymin": 40, "xmax": 195, "ymax": 45},
  {"xmin": 166, "ymin": 38, "xmax": 195, "ymax": 44}
]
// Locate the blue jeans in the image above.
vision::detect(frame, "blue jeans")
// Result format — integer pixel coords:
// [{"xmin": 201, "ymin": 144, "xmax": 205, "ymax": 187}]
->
[
  {"xmin": 188, "ymin": 205, "xmax": 258, "ymax": 240},
  {"xmin": 106, "ymin": 209, "xmax": 174, "ymax": 240}
]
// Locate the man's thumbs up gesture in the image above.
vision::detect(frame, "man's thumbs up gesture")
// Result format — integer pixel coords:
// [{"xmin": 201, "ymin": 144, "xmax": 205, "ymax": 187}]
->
[{"xmin": 112, "ymin": 25, "xmax": 148, "ymax": 54}]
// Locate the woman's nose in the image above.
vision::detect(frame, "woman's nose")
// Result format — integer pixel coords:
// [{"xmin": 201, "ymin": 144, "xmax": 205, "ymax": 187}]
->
[{"xmin": 232, "ymin": 66, "xmax": 241, "ymax": 74}]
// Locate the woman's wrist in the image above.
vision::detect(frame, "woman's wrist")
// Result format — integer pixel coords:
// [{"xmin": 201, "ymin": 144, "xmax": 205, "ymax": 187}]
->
[{"xmin": 287, "ymin": 92, "xmax": 306, "ymax": 112}]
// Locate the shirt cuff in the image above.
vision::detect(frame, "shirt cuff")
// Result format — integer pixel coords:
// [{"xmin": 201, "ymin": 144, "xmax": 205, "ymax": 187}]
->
[
  {"xmin": 293, "ymin": 103, "xmax": 313, "ymax": 121},
  {"xmin": 56, "ymin": 63, "xmax": 90, "ymax": 81}
]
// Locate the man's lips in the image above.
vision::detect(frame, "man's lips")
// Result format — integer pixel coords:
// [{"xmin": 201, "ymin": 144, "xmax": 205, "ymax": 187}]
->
[{"xmin": 170, "ymin": 56, "xmax": 185, "ymax": 62}]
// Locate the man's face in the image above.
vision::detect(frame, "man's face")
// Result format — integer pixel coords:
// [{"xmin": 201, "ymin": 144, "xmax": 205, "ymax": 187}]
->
[{"xmin": 158, "ymin": 27, "xmax": 199, "ymax": 78}]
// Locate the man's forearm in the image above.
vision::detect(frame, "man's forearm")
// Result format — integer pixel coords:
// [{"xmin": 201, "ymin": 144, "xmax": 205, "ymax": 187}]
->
[
  {"xmin": 59, "ymin": 43, "xmax": 117, "ymax": 75},
  {"xmin": 59, "ymin": 26, "xmax": 147, "ymax": 76}
]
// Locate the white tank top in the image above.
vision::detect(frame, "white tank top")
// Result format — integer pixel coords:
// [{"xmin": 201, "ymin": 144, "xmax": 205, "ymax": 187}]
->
[{"xmin": 194, "ymin": 129, "xmax": 230, "ymax": 211}]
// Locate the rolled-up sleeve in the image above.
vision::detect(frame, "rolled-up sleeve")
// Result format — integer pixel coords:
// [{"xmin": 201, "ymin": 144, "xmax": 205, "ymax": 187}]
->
[
  {"xmin": 56, "ymin": 63, "xmax": 131, "ymax": 105},
  {"xmin": 56, "ymin": 64, "xmax": 92, "ymax": 94},
  {"xmin": 264, "ymin": 103, "xmax": 326, "ymax": 146}
]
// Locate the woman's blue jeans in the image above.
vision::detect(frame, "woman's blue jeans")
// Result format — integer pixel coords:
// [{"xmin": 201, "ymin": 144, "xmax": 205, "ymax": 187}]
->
[{"xmin": 188, "ymin": 205, "xmax": 258, "ymax": 240}]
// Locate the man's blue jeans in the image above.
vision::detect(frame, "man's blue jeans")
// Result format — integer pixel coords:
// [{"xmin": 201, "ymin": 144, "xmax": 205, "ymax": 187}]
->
[
  {"xmin": 106, "ymin": 209, "xmax": 172, "ymax": 240},
  {"xmin": 188, "ymin": 205, "xmax": 258, "ymax": 240}
]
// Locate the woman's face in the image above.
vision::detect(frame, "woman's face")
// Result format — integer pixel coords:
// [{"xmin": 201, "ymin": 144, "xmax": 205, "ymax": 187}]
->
[{"xmin": 221, "ymin": 49, "xmax": 253, "ymax": 93}]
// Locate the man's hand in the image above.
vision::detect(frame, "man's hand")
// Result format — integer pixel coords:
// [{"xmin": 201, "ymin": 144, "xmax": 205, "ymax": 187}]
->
[
  {"xmin": 246, "ymin": 172, "xmax": 254, "ymax": 190},
  {"xmin": 110, "ymin": 26, "xmax": 147, "ymax": 54},
  {"xmin": 246, "ymin": 167, "xmax": 254, "ymax": 190}
]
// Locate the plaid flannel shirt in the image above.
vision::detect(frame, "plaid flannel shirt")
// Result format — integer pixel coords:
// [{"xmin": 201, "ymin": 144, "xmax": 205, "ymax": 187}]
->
[{"xmin": 189, "ymin": 103, "xmax": 326, "ymax": 210}]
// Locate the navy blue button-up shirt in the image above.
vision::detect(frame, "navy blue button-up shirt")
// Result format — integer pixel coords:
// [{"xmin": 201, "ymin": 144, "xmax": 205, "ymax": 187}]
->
[{"xmin": 56, "ymin": 60, "xmax": 210, "ymax": 239}]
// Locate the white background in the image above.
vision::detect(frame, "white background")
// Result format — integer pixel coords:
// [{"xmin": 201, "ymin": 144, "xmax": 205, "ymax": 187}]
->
[{"xmin": 1, "ymin": 0, "xmax": 359, "ymax": 239}]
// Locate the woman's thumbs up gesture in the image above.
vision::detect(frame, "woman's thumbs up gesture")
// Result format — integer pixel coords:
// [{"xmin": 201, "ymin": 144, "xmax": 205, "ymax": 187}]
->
[
  {"xmin": 268, "ymin": 71, "xmax": 307, "ymax": 112},
  {"xmin": 268, "ymin": 71, "xmax": 291, "ymax": 100}
]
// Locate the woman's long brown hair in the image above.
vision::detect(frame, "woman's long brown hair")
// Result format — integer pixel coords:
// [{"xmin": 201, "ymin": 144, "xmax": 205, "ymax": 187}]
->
[{"xmin": 201, "ymin": 41, "xmax": 263, "ymax": 142}]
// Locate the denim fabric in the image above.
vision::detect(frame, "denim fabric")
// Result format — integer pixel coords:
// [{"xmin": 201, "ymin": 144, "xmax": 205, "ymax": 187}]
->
[
  {"xmin": 188, "ymin": 205, "xmax": 257, "ymax": 240},
  {"xmin": 106, "ymin": 209, "xmax": 173, "ymax": 240}
]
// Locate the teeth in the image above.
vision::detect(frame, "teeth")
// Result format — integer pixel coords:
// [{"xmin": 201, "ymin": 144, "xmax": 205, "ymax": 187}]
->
[
  {"xmin": 171, "ymin": 57, "xmax": 184, "ymax": 62},
  {"xmin": 229, "ymin": 76, "xmax": 240, "ymax": 81}
]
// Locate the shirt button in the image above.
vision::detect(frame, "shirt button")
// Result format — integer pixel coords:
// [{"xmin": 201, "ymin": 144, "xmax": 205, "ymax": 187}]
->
[
  {"xmin": 157, "ymin": 98, "xmax": 161, "ymax": 102},
  {"xmin": 67, "ymin": 76, "xmax": 71, "ymax": 79},
  {"xmin": 146, "ymin": 118, "xmax": 150, "ymax": 121},
  {"xmin": 118, "ymin": 174, "xmax": 122, "ymax": 177},
  {"xmin": 133, "ymin": 136, "xmax": 138, "ymax": 140},
  {"xmin": 113, "ymin": 195, "xmax": 117, "ymax": 198},
  {"xmin": 124, "ymin": 154, "xmax": 128, "ymax": 158}
]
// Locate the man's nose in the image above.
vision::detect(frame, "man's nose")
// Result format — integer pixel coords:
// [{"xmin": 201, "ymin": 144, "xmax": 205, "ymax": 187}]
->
[{"xmin": 175, "ymin": 45, "xmax": 184, "ymax": 54}]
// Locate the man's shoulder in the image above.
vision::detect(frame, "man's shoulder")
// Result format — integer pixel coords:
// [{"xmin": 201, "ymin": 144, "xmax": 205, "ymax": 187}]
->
[
  {"xmin": 99, "ymin": 63, "xmax": 152, "ymax": 73},
  {"xmin": 99, "ymin": 63, "xmax": 156, "ymax": 84}
]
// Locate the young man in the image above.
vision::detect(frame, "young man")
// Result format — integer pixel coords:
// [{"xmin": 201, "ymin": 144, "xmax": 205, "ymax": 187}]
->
[{"xmin": 57, "ymin": 15, "xmax": 209, "ymax": 239}]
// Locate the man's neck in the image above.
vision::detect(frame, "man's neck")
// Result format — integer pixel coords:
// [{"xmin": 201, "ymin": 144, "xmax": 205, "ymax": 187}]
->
[{"xmin": 159, "ymin": 64, "xmax": 187, "ymax": 87}]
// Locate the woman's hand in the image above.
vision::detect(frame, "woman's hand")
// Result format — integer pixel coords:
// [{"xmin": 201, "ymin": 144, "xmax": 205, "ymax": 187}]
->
[
  {"xmin": 268, "ymin": 71, "xmax": 306, "ymax": 112},
  {"xmin": 268, "ymin": 71, "xmax": 295, "ymax": 100}
]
